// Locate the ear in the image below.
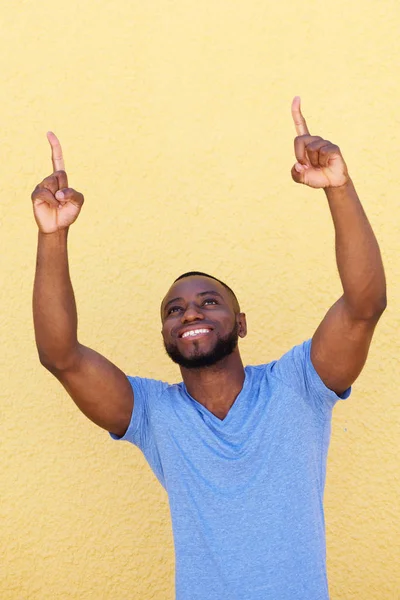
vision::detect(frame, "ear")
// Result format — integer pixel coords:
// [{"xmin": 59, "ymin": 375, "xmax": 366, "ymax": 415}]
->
[{"xmin": 237, "ymin": 312, "xmax": 247, "ymax": 338}]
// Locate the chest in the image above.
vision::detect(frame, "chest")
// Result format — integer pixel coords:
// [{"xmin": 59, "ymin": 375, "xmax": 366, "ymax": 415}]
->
[{"xmin": 150, "ymin": 377, "xmax": 326, "ymax": 495}]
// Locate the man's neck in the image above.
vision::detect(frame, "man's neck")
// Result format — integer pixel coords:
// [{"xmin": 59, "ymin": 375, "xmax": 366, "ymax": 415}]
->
[{"xmin": 180, "ymin": 352, "xmax": 245, "ymax": 420}]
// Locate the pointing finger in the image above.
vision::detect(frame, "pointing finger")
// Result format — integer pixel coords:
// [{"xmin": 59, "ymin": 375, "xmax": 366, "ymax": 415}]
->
[
  {"xmin": 291, "ymin": 96, "xmax": 310, "ymax": 136},
  {"xmin": 47, "ymin": 131, "xmax": 65, "ymax": 172},
  {"xmin": 54, "ymin": 170, "xmax": 68, "ymax": 189}
]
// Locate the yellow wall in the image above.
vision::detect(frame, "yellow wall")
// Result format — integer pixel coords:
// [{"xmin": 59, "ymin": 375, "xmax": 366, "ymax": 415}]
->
[{"xmin": 1, "ymin": 1, "xmax": 399, "ymax": 598}]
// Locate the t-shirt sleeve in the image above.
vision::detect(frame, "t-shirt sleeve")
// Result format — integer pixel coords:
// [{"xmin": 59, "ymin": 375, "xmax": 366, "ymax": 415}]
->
[
  {"xmin": 269, "ymin": 339, "xmax": 351, "ymax": 416},
  {"xmin": 109, "ymin": 375, "xmax": 167, "ymax": 450}
]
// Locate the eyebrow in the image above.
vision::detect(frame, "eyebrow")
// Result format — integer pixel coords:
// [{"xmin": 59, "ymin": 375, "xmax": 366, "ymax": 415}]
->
[{"xmin": 163, "ymin": 290, "xmax": 224, "ymax": 311}]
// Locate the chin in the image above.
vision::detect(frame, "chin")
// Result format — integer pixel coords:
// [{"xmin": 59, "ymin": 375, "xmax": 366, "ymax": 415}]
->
[{"xmin": 164, "ymin": 337, "xmax": 238, "ymax": 370}]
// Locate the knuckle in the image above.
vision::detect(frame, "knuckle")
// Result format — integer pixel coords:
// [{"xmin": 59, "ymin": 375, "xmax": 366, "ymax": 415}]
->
[
  {"xmin": 306, "ymin": 138, "xmax": 322, "ymax": 148},
  {"xmin": 64, "ymin": 188, "xmax": 84, "ymax": 204},
  {"xmin": 31, "ymin": 185, "xmax": 40, "ymax": 199},
  {"xmin": 31, "ymin": 186, "xmax": 43, "ymax": 199},
  {"xmin": 322, "ymin": 143, "xmax": 339, "ymax": 155},
  {"xmin": 39, "ymin": 175, "xmax": 51, "ymax": 186},
  {"xmin": 42, "ymin": 175, "xmax": 57, "ymax": 188}
]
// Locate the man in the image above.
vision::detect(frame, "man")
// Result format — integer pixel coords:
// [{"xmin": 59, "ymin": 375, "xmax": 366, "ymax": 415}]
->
[{"xmin": 32, "ymin": 98, "xmax": 386, "ymax": 599}]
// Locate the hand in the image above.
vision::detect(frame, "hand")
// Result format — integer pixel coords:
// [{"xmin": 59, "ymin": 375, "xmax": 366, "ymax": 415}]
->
[
  {"xmin": 291, "ymin": 97, "xmax": 350, "ymax": 189},
  {"xmin": 31, "ymin": 133, "xmax": 84, "ymax": 233}
]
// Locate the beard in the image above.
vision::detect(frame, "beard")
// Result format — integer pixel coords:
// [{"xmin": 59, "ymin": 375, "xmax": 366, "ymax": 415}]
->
[{"xmin": 164, "ymin": 322, "xmax": 239, "ymax": 369}]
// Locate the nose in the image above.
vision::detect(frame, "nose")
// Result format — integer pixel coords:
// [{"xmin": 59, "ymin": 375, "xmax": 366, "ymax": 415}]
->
[{"xmin": 181, "ymin": 303, "xmax": 204, "ymax": 323}]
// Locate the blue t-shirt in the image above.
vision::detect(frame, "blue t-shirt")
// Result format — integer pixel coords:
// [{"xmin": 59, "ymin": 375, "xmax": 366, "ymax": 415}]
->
[{"xmin": 112, "ymin": 340, "xmax": 350, "ymax": 600}]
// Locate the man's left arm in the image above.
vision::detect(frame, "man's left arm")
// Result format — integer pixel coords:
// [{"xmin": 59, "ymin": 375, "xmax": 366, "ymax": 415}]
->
[{"xmin": 291, "ymin": 97, "xmax": 387, "ymax": 396}]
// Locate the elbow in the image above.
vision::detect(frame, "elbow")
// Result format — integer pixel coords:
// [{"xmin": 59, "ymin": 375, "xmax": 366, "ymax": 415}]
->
[
  {"xmin": 37, "ymin": 351, "xmax": 62, "ymax": 375},
  {"xmin": 372, "ymin": 290, "xmax": 387, "ymax": 319},
  {"xmin": 37, "ymin": 348, "xmax": 53, "ymax": 370},
  {"xmin": 378, "ymin": 293, "xmax": 388, "ymax": 315},
  {"xmin": 358, "ymin": 293, "xmax": 387, "ymax": 322},
  {"xmin": 37, "ymin": 347, "xmax": 80, "ymax": 375},
  {"xmin": 345, "ymin": 291, "xmax": 387, "ymax": 322}
]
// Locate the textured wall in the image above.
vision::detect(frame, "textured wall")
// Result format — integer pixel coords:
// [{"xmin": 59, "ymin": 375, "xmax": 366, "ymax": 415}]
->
[{"xmin": 1, "ymin": 1, "xmax": 399, "ymax": 598}]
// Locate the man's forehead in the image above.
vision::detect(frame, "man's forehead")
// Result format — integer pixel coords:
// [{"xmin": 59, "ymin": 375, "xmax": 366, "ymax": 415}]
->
[{"xmin": 162, "ymin": 276, "xmax": 228, "ymax": 307}]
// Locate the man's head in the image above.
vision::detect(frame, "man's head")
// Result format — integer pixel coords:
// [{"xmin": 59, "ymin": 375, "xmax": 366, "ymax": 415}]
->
[{"xmin": 161, "ymin": 272, "xmax": 247, "ymax": 369}]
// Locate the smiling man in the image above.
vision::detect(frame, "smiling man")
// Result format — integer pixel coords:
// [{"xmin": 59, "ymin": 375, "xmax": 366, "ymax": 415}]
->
[{"xmin": 32, "ymin": 98, "xmax": 386, "ymax": 599}]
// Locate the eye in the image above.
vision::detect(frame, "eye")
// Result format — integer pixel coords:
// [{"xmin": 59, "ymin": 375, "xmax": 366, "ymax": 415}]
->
[
  {"xmin": 202, "ymin": 298, "xmax": 218, "ymax": 306},
  {"xmin": 167, "ymin": 305, "xmax": 183, "ymax": 315}
]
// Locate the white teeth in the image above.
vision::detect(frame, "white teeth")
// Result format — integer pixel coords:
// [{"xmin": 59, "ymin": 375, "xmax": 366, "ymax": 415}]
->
[{"xmin": 182, "ymin": 329, "xmax": 211, "ymax": 339}]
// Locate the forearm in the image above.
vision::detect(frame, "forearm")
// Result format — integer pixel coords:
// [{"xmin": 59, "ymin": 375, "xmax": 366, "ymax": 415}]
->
[
  {"xmin": 33, "ymin": 229, "xmax": 80, "ymax": 370},
  {"xmin": 325, "ymin": 180, "xmax": 387, "ymax": 319}
]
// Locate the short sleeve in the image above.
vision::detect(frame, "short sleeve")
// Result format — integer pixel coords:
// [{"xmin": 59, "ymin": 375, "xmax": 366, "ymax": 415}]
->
[
  {"xmin": 269, "ymin": 339, "xmax": 351, "ymax": 417},
  {"xmin": 109, "ymin": 376, "xmax": 168, "ymax": 450},
  {"xmin": 109, "ymin": 376, "xmax": 170, "ymax": 487}
]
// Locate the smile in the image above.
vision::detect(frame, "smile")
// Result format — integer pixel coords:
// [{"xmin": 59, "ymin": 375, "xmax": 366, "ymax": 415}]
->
[{"xmin": 181, "ymin": 329, "xmax": 212, "ymax": 339}]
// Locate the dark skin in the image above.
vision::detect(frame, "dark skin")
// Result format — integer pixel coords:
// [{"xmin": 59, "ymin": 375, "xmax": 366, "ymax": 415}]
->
[
  {"xmin": 161, "ymin": 276, "xmax": 247, "ymax": 419},
  {"xmin": 32, "ymin": 98, "xmax": 386, "ymax": 434},
  {"xmin": 290, "ymin": 97, "xmax": 386, "ymax": 395}
]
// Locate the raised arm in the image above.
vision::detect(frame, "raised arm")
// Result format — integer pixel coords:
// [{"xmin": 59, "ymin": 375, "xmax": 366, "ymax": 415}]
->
[
  {"xmin": 32, "ymin": 134, "xmax": 133, "ymax": 436},
  {"xmin": 290, "ymin": 97, "xmax": 386, "ymax": 395}
]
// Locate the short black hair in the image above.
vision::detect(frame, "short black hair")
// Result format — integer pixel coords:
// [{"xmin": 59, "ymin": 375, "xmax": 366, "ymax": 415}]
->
[{"xmin": 174, "ymin": 271, "xmax": 240, "ymax": 311}]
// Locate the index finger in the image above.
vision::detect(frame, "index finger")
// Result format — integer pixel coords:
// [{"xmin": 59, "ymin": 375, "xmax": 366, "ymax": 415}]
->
[
  {"xmin": 46, "ymin": 131, "xmax": 65, "ymax": 172},
  {"xmin": 291, "ymin": 96, "xmax": 310, "ymax": 136}
]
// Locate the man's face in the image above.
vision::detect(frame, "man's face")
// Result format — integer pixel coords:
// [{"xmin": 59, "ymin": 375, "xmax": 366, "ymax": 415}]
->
[{"xmin": 161, "ymin": 276, "xmax": 247, "ymax": 369}]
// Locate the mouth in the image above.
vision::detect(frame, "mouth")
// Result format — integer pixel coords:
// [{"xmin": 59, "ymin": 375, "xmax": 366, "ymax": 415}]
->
[{"xmin": 180, "ymin": 328, "xmax": 213, "ymax": 340}]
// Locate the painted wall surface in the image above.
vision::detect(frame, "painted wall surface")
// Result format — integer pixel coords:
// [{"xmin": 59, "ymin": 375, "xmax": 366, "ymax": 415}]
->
[{"xmin": 1, "ymin": 1, "xmax": 399, "ymax": 598}]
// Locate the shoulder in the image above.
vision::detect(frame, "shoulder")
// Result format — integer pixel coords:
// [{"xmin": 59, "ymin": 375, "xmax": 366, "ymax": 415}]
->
[
  {"xmin": 258, "ymin": 339, "xmax": 350, "ymax": 411},
  {"xmin": 244, "ymin": 341, "xmax": 312, "ymax": 378},
  {"xmin": 112, "ymin": 376, "xmax": 183, "ymax": 443},
  {"xmin": 127, "ymin": 375, "xmax": 179, "ymax": 400}
]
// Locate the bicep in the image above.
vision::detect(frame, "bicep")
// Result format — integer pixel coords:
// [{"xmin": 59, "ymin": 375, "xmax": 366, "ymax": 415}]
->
[
  {"xmin": 311, "ymin": 296, "xmax": 379, "ymax": 396},
  {"xmin": 52, "ymin": 344, "xmax": 134, "ymax": 437}
]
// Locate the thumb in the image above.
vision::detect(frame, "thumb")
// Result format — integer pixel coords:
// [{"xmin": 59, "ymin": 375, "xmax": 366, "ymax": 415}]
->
[{"xmin": 291, "ymin": 162, "xmax": 306, "ymax": 185}]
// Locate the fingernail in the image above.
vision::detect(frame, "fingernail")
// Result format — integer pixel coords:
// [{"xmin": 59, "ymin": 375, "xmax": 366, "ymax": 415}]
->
[
  {"xmin": 55, "ymin": 191, "xmax": 64, "ymax": 200},
  {"xmin": 294, "ymin": 163, "xmax": 303, "ymax": 173}
]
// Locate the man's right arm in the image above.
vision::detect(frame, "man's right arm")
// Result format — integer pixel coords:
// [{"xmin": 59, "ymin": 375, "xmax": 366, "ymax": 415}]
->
[{"xmin": 32, "ymin": 134, "xmax": 134, "ymax": 437}]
